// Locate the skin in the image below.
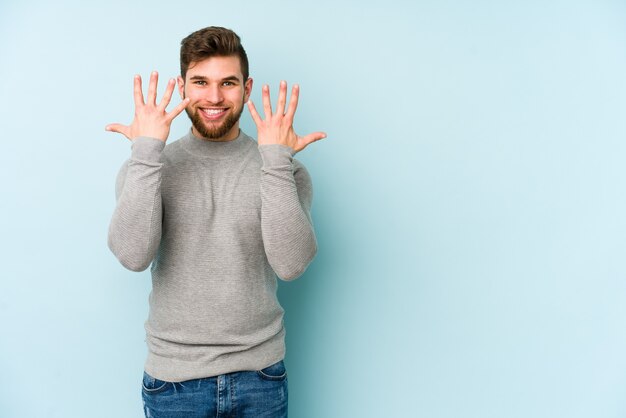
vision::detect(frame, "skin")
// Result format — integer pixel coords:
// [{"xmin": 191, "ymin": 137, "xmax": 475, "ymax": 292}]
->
[
  {"xmin": 177, "ymin": 55, "xmax": 253, "ymax": 142},
  {"xmin": 248, "ymin": 81, "xmax": 326, "ymax": 153},
  {"xmin": 106, "ymin": 55, "xmax": 326, "ymax": 153},
  {"xmin": 105, "ymin": 72, "xmax": 189, "ymax": 142}
]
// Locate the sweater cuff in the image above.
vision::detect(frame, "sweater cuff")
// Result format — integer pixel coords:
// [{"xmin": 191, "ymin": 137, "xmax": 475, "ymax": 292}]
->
[
  {"xmin": 131, "ymin": 137, "xmax": 166, "ymax": 163},
  {"xmin": 259, "ymin": 144, "xmax": 295, "ymax": 168}
]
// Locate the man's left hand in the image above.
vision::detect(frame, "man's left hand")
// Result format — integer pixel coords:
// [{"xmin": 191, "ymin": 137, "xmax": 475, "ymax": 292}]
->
[{"xmin": 247, "ymin": 81, "xmax": 326, "ymax": 153}]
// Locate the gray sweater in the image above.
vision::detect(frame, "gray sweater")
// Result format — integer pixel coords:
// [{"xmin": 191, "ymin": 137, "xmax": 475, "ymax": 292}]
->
[{"xmin": 108, "ymin": 129, "xmax": 317, "ymax": 382}]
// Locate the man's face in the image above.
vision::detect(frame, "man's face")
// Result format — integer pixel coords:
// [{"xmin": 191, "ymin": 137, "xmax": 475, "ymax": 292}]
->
[{"xmin": 178, "ymin": 55, "xmax": 253, "ymax": 141}]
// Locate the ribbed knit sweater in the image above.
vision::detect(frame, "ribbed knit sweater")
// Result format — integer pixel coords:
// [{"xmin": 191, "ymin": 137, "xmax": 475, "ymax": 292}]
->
[{"xmin": 107, "ymin": 129, "xmax": 317, "ymax": 382}]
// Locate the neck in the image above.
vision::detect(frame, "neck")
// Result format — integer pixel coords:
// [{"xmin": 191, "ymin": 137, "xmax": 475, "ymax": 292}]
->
[
  {"xmin": 192, "ymin": 123, "xmax": 241, "ymax": 142},
  {"xmin": 182, "ymin": 128, "xmax": 250, "ymax": 159}
]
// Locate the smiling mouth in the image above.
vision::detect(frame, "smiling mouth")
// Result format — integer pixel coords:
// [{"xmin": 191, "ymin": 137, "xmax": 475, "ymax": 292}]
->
[{"xmin": 201, "ymin": 108, "xmax": 228, "ymax": 120}]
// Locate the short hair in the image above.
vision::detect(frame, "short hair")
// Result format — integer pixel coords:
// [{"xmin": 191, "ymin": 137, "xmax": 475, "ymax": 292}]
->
[{"xmin": 180, "ymin": 26, "xmax": 249, "ymax": 81}]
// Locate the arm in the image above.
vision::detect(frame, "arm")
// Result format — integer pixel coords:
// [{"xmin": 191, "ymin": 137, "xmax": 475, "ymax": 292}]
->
[
  {"xmin": 260, "ymin": 145, "xmax": 317, "ymax": 280},
  {"xmin": 105, "ymin": 71, "xmax": 188, "ymax": 271},
  {"xmin": 108, "ymin": 138, "xmax": 165, "ymax": 271},
  {"xmin": 248, "ymin": 80, "xmax": 325, "ymax": 280}
]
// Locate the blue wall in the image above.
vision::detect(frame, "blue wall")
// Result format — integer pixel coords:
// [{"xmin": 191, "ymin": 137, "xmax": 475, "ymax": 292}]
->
[{"xmin": 1, "ymin": 1, "xmax": 626, "ymax": 417}]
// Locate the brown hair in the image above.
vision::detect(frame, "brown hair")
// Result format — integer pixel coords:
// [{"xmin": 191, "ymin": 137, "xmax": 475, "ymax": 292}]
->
[{"xmin": 180, "ymin": 26, "xmax": 249, "ymax": 81}]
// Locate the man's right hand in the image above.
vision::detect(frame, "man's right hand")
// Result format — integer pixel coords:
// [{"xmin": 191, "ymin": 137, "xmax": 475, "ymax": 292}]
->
[{"xmin": 106, "ymin": 71, "xmax": 190, "ymax": 142}]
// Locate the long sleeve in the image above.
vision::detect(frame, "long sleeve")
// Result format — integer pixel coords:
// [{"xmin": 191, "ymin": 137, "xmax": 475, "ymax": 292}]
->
[
  {"xmin": 107, "ymin": 137, "xmax": 165, "ymax": 272},
  {"xmin": 259, "ymin": 144, "xmax": 318, "ymax": 281}
]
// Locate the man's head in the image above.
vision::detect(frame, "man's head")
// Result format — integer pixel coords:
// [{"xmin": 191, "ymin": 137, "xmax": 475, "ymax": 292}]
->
[
  {"xmin": 180, "ymin": 26, "xmax": 249, "ymax": 82},
  {"xmin": 178, "ymin": 26, "xmax": 252, "ymax": 141}
]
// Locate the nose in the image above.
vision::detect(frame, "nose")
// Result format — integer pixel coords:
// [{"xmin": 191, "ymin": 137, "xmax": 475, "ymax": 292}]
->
[{"xmin": 205, "ymin": 84, "xmax": 224, "ymax": 104}]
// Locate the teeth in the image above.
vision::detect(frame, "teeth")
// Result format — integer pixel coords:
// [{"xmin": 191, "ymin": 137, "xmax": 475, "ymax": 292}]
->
[{"xmin": 204, "ymin": 108, "xmax": 226, "ymax": 115}]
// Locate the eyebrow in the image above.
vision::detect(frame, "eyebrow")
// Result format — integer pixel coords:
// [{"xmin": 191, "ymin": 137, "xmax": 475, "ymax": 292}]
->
[{"xmin": 189, "ymin": 75, "xmax": 241, "ymax": 82}]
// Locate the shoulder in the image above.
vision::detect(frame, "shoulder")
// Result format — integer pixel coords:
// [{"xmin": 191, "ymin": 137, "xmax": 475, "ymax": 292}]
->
[
  {"xmin": 162, "ymin": 135, "xmax": 185, "ymax": 156},
  {"xmin": 293, "ymin": 156, "xmax": 308, "ymax": 169},
  {"xmin": 293, "ymin": 158, "xmax": 311, "ymax": 181},
  {"xmin": 160, "ymin": 135, "xmax": 194, "ymax": 168}
]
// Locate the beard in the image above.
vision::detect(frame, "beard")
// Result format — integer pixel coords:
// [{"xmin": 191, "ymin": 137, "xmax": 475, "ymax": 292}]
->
[{"xmin": 185, "ymin": 103, "xmax": 244, "ymax": 141}]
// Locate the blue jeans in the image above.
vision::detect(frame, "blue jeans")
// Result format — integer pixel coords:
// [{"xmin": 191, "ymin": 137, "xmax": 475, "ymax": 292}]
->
[{"xmin": 141, "ymin": 360, "xmax": 288, "ymax": 418}]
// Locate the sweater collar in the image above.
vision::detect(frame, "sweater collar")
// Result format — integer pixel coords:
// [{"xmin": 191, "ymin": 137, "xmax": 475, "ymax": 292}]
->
[{"xmin": 180, "ymin": 128, "xmax": 251, "ymax": 159}]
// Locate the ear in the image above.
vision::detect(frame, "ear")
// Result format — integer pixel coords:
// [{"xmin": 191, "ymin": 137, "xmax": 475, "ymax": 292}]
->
[
  {"xmin": 243, "ymin": 77, "xmax": 253, "ymax": 103},
  {"xmin": 177, "ymin": 76, "xmax": 185, "ymax": 100}
]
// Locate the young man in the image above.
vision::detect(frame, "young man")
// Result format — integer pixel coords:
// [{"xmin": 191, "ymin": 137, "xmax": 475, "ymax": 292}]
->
[{"xmin": 106, "ymin": 26, "xmax": 324, "ymax": 418}]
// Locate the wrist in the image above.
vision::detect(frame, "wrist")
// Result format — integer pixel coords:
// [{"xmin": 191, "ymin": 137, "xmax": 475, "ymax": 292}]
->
[
  {"xmin": 259, "ymin": 144, "xmax": 294, "ymax": 167},
  {"xmin": 131, "ymin": 137, "xmax": 166, "ymax": 162}
]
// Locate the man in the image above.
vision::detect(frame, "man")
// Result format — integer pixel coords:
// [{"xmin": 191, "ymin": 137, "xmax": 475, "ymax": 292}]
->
[{"xmin": 106, "ymin": 26, "xmax": 324, "ymax": 418}]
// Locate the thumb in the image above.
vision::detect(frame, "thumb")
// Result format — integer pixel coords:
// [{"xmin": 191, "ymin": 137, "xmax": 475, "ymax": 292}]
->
[
  {"xmin": 105, "ymin": 123, "xmax": 131, "ymax": 140},
  {"xmin": 294, "ymin": 132, "xmax": 326, "ymax": 153},
  {"xmin": 300, "ymin": 131, "xmax": 326, "ymax": 146}
]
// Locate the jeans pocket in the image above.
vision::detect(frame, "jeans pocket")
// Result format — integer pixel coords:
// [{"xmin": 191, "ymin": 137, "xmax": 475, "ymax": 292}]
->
[
  {"xmin": 256, "ymin": 360, "xmax": 287, "ymax": 381},
  {"xmin": 142, "ymin": 371, "xmax": 171, "ymax": 394}
]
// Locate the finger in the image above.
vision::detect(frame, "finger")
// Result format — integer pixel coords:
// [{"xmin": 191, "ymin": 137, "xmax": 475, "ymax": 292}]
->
[
  {"xmin": 299, "ymin": 131, "xmax": 327, "ymax": 148},
  {"xmin": 276, "ymin": 80, "xmax": 287, "ymax": 116},
  {"xmin": 159, "ymin": 78, "xmax": 176, "ymax": 110},
  {"xmin": 166, "ymin": 97, "xmax": 190, "ymax": 121},
  {"xmin": 133, "ymin": 75, "xmax": 144, "ymax": 107},
  {"xmin": 285, "ymin": 84, "xmax": 300, "ymax": 123},
  {"xmin": 147, "ymin": 71, "xmax": 158, "ymax": 105},
  {"xmin": 247, "ymin": 100, "xmax": 263, "ymax": 126},
  {"xmin": 105, "ymin": 123, "xmax": 131, "ymax": 139},
  {"xmin": 262, "ymin": 84, "xmax": 272, "ymax": 119}
]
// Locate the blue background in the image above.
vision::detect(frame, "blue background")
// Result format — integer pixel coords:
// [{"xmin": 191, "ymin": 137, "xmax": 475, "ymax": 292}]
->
[{"xmin": 1, "ymin": 1, "xmax": 626, "ymax": 417}]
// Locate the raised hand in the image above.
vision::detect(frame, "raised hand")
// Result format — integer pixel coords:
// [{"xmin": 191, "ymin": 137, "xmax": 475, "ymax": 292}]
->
[
  {"xmin": 106, "ymin": 71, "xmax": 190, "ymax": 142},
  {"xmin": 247, "ymin": 81, "xmax": 326, "ymax": 153}
]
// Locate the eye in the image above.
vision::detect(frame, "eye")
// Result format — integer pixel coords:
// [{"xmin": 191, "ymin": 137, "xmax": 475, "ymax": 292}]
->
[
  {"xmin": 222, "ymin": 81, "xmax": 235, "ymax": 87},
  {"xmin": 194, "ymin": 80, "xmax": 207, "ymax": 86}
]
